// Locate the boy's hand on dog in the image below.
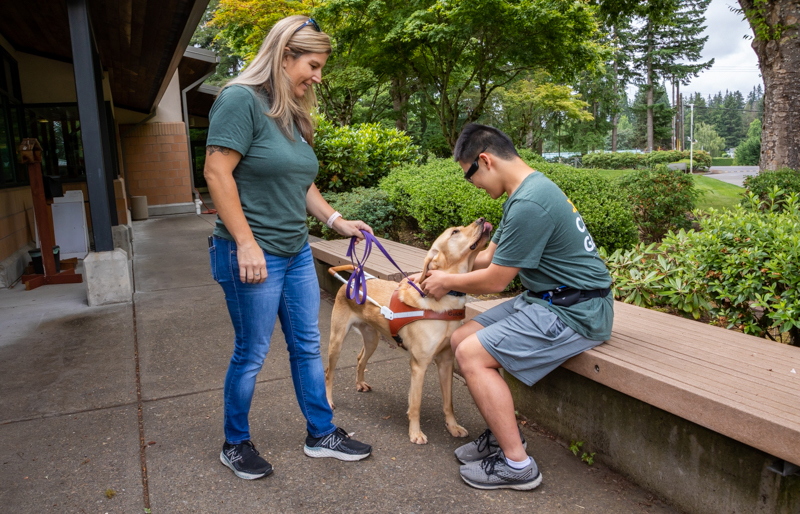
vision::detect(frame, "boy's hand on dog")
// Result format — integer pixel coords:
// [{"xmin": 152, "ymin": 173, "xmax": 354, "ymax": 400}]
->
[
  {"xmin": 421, "ymin": 270, "xmax": 449, "ymax": 300},
  {"xmin": 237, "ymin": 239, "xmax": 268, "ymax": 284},
  {"xmin": 333, "ymin": 218, "xmax": 374, "ymax": 241}
]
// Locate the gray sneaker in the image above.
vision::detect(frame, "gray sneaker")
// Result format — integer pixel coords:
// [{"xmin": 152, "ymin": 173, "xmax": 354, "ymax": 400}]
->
[
  {"xmin": 454, "ymin": 428, "xmax": 527, "ymax": 464},
  {"xmin": 459, "ymin": 449, "xmax": 542, "ymax": 491}
]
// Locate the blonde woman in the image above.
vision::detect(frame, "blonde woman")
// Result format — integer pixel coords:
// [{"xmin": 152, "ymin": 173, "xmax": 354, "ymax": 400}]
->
[{"xmin": 205, "ymin": 16, "xmax": 373, "ymax": 480}]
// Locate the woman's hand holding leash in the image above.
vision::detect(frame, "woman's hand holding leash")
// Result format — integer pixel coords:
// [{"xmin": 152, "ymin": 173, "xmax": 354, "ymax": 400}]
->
[{"xmin": 332, "ymin": 218, "xmax": 373, "ymax": 240}]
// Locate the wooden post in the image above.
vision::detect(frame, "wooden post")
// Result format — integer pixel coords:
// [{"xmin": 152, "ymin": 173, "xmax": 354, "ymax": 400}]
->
[{"xmin": 18, "ymin": 138, "xmax": 83, "ymax": 290}]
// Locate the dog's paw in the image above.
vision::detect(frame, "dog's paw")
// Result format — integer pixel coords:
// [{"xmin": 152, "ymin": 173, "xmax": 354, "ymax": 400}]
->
[
  {"xmin": 446, "ymin": 423, "xmax": 469, "ymax": 438},
  {"xmin": 356, "ymin": 381, "xmax": 372, "ymax": 392},
  {"xmin": 409, "ymin": 431, "xmax": 428, "ymax": 445}
]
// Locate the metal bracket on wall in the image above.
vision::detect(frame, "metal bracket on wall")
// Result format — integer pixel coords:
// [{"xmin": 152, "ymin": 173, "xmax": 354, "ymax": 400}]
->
[{"xmin": 767, "ymin": 459, "xmax": 800, "ymax": 477}]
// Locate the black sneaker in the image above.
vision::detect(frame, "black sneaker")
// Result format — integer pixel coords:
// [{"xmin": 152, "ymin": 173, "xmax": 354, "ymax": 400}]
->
[
  {"xmin": 220, "ymin": 440, "xmax": 273, "ymax": 480},
  {"xmin": 304, "ymin": 427, "xmax": 372, "ymax": 461}
]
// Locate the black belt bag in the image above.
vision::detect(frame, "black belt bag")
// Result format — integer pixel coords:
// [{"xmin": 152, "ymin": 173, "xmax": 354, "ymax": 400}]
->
[{"xmin": 529, "ymin": 286, "xmax": 610, "ymax": 307}]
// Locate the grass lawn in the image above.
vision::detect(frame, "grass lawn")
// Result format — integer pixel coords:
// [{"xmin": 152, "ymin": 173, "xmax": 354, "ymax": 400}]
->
[
  {"xmin": 591, "ymin": 169, "xmax": 745, "ymax": 211},
  {"xmin": 693, "ymin": 176, "xmax": 746, "ymax": 211}
]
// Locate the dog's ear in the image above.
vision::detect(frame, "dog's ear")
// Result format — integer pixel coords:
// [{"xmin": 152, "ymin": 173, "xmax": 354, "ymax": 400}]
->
[{"xmin": 418, "ymin": 249, "xmax": 439, "ymax": 285}]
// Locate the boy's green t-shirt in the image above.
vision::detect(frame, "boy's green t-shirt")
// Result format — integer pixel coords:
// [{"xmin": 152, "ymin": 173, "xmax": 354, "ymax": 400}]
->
[
  {"xmin": 491, "ymin": 172, "xmax": 614, "ymax": 341},
  {"xmin": 206, "ymin": 85, "xmax": 319, "ymax": 257}
]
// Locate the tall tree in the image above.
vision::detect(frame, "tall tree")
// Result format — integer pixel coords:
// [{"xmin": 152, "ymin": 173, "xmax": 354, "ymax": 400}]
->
[
  {"xmin": 631, "ymin": 83, "xmax": 672, "ymax": 150},
  {"xmin": 629, "ymin": 0, "xmax": 713, "ymax": 151},
  {"xmin": 190, "ymin": 0, "xmax": 245, "ymax": 86},
  {"xmin": 694, "ymin": 122, "xmax": 726, "ymax": 157},
  {"xmin": 321, "ymin": 0, "xmax": 605, "ymax": 148},
  {"xmin": 483, "ymin": 74, "xmax": 592, "ymax": 153},
  {"xmin": 738, "ymin": 0, "xmax": 800, "ymax": 170}
]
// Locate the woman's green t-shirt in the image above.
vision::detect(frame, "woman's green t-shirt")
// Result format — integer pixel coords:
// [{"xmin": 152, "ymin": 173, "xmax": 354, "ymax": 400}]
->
[{"xmin": 206, "ymin": 85, "xmax": 319, "ymax": 257}]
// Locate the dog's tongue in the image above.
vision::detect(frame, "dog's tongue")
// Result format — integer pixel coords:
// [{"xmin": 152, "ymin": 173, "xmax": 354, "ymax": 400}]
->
[{"xmin": 483, "ymin": 222, "xmax": 493, "ymax": 233}]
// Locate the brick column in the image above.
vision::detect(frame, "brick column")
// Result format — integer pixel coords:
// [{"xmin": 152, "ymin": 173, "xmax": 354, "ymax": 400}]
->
[{"xmin": 121, "ymin": 122, "xmax": 193, "ymax": 207}]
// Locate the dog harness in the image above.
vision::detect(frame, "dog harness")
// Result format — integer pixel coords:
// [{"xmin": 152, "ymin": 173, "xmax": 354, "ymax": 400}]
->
[{"xmin": 388, "ymin": 290, "xmax": 465, "ymax": 350}]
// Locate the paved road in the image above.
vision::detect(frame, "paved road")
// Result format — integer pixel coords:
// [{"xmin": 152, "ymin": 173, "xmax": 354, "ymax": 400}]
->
[{"xmin": 704, "ymin": 166, "xmax": 759, "ymax": 187}]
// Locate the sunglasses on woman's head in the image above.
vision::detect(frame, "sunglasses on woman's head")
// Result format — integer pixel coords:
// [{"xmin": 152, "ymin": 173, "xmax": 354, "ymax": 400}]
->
[
  {"xmin": 294, "ymin": 18, "xmax": 321, "ymax": 33},
  {"xmin": 464, "ymin": 146, "xmax": 488, "ymax": 183}
]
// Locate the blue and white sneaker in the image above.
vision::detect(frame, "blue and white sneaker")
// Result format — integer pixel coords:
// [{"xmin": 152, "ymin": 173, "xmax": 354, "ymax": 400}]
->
[{"xmin": 304, "ymin": 427, "xmax": 372, "ymax": 461}]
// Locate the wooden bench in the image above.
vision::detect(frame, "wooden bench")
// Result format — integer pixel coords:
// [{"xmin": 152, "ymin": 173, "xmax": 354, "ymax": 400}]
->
[{"xmin": 311, "ymin": 236, "xmax": 800, "ymax": 510}]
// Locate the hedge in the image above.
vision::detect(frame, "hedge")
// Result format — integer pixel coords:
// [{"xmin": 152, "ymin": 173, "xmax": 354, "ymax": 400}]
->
[
  {"xmin": 743, "ymin": 168, "xmax": 800, "ymax": 211},
  {"xmin": 307, "ymin": 187, "xmax": 396, "ymax": 239},
  {"xmin": 314, "ymin": 116, "xmax": 421, "ymax": 192},
  {"xmin": 603, "ymin": 194, "xmax": 800, "ymax": 345},
  {"xmin": 712, "ymin": 157, "xmax": 734, "ymax": 166},
  {"xmin": 617, "ymin": 164, "xmax": 698, "ymax": 242},
  {"xmin": 583, "ymin": 150, "xmax": 712, "ymax": 171},
  {"xmin": 379, "ymin": 158, "xmax": 638, "ymax": 252}
]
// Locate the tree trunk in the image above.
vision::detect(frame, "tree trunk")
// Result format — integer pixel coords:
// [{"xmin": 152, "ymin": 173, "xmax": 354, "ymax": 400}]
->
[
  {"xmin": 646, "ymin": 48, "xmax": 654, "ymax": 153},
  {"xmin": 739, "ymin": 0, "xmax": 800, "ymax": 170},
  {"xmin": 526, "ymin": 121, "xmax": 534, "ymax": 149},
  {"xmin": 612, "ymin": 57, "xmax": 619, "ymax": 152},
  {"xmin": 391, "ymin": 77, "xmax": 409, "ymax": 132},
  {"xmin": 612, "ymin": 114, "xmax": 618, "ymax": 152}
]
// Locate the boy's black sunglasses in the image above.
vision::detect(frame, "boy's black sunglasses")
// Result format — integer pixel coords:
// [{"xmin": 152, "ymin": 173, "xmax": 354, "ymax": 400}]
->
[
  {"xmin": 294, "ymin": 18, "xmax": 321, "ymax": 33},
  {"xmin": 465, "ymin": 146, "xmax": 488, "ymax": 183}
]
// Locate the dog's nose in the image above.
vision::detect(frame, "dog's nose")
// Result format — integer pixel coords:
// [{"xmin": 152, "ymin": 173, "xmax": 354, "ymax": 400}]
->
[{"xmin": 475, "ymin": 217, "xmax": 485, "ymax": 225}]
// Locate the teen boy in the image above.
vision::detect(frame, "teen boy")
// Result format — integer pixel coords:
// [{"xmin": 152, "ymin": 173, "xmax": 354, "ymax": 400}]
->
[{"xmin": 418, "ymin": 123, "xmax": 613, "ymax": 490}]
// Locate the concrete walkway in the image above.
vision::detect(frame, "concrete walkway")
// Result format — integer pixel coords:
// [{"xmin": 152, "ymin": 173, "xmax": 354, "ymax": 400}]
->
[
  {"xmin": 704, "ymin": 165, "xmax": 759, "ymax": 187},
  {"xmin": 0, "ymin": 213, "xmax": 681, "ymax": 513}
]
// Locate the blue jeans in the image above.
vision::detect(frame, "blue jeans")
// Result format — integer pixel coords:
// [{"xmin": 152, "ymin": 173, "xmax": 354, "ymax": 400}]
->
[{"xmin": 210, "ymin": 236, "xmax": 336, "ymax": 444}]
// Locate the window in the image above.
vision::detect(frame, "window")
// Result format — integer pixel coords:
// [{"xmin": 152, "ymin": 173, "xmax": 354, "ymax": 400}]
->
[
  {"xmin": 24, "ymin": 104, "xmax": 85, "ymax": 182},
  {"xmin": 0, "ymin": 46, "xmax": 25, "ymax": 189}
]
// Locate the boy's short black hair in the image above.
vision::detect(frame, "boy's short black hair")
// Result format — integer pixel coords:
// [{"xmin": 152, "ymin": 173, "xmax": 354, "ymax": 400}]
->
[{"xmin": 453, "ymin": 123, "xmax": 519, "ymax": 164}]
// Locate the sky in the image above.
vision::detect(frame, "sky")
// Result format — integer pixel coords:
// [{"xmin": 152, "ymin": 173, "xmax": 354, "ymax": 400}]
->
[
  {"xmin": 682, "ymin": 0, "xmax": 763, "ymax": 99},
  {"xmin": 627, "ymin": 0, "xmax": 763, "ymax": 101}
]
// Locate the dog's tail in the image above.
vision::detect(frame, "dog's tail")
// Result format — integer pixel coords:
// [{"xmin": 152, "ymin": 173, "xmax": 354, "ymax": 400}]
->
[{"xmin": 328, "ymin": 264, "xmax": 355, "ymax": 276}]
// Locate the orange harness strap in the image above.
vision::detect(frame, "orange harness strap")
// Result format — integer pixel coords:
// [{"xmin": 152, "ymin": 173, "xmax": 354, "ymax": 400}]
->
[{"xmin": 388, "ymin": 290, "xmax": 465, "ymax": 349}]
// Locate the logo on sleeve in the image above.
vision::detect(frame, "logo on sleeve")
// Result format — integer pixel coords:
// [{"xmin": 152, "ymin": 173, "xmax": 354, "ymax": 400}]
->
[{"xmin": 575, "ymin": 214, "xmax": 596, "ymax": 252}]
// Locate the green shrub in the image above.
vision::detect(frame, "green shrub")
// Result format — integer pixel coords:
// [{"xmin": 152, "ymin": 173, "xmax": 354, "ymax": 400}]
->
[
  {"xmin": 734, "ymin": 119, "xmax": 761, "ymax": 166},
  {"xmin": 307, "ymin": 187, "xmax": 396, "ymax": 239},
  {"xmin": 314, "ymin": 116, "xmax": 420, "ymax": 192},
  {"xmin": 517, "ymin": 148, "xmax": 547, "ymax": 165},
  {"xmin": 380, "ymin": 158, "xmax": 638, "ymax": 252},
  {"xmin": 618, "ymin": 164, "xmax": 698, "ymax": 242},
  {"xmin": 582, "ymin": 151, "xmax": 642, "ymax": 170},
  {"xmin": 379, "ymin": 159, "xmax": 504, "ymax": 241},
  {"xmin": 743, "ymin": 169, "xmax": 800, "ymax": 211},
  {"xmin": 583, "ymin": 150, "xmax": 711, "ymax": 171},
  {"xmin": 600, "ymin": 235, "xmax": 710, "ymax": 320},
  {"xmin": 734, "ymin": 138, "xmax": 761, "ymax": 165},
  {"xmin": 690, "ymin": 195, "xmax": 800, "ymax": 344},
  {"xmin": 712, "ymin": 157, "xmax": 734, "ymax": 166},
  {"xmin": 602, "ymin": 194, "xmax": 800, "ymax": 345}
]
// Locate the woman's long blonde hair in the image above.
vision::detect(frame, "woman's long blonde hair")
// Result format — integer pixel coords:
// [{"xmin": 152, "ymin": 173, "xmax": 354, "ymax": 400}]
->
[{"xmin": 223, "ymin": 16, "xmax": 331, "ymax": 145}]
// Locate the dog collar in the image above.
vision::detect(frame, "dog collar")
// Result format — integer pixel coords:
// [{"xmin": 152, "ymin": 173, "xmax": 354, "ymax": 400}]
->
[{"xmin": 446, "ymin": 290, "xmax": 466, "ymax": 297}]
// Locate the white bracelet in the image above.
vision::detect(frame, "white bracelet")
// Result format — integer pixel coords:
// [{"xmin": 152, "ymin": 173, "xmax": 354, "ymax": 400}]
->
[{"xmin": 326, "ymin": 211, "xmax": 343, "ymax": 228}]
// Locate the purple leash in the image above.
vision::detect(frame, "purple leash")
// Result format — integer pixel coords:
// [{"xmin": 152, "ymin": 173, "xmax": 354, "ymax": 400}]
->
[{"xmin": 345, "ymin": 230, "xmax": 425, "ymax": 305}]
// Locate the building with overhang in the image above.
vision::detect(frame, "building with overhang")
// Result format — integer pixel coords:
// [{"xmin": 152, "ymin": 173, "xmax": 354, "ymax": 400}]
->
[{"xmin": 0, "ymin": 0, "xmax": 219, "ymax": 301}]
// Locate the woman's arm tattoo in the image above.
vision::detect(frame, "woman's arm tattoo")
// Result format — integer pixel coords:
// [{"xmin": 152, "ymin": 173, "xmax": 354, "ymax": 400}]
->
[{"xmin": 207, "ymin": 145, "xmax": 231, "ymax": 156}]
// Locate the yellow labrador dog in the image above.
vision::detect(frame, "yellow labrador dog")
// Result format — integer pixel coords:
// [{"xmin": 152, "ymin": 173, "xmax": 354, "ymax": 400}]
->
[{"xmin": 325, "ymin": 218, "xmax": 493, "ymax": 444}]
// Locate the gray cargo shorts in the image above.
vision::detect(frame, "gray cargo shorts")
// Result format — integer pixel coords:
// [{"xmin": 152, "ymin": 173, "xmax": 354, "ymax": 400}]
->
[{"xmin": 473, "ymin": 295, "xmax": 602, "ymax": 386}]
